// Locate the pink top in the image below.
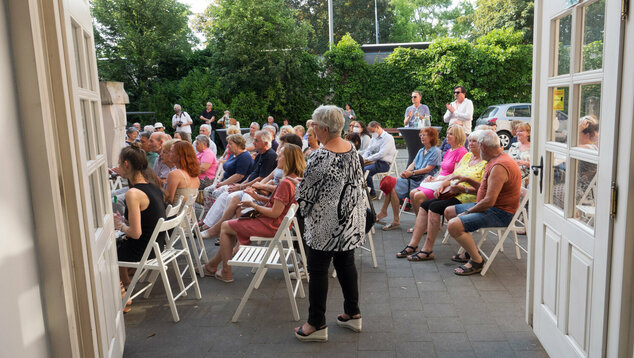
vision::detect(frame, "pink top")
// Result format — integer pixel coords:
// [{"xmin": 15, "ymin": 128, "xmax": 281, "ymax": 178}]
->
[
  {"xmin": 439, "ymin": 146, "xmax": 468, "ymax": 176},
  {"xmin": 197, "ymin": 148, "xmax": 218, "ymax": 180}
]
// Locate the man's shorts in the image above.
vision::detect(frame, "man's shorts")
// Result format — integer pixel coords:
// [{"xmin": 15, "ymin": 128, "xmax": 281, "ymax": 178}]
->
[{"xmin": 454, "ymin": 203, "xmax": 514, "ymax": 233}]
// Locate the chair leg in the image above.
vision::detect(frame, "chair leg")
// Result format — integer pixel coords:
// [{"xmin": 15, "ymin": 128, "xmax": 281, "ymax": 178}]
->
[
  {"xmin": 289, "ymin": 249, "xmax": 305, "ymax": 298},
  {"xmin": 513, "ymin": 232, "xmax": 521, "ymax": 259},
  {"xmin": 281, "ymin": 249, "xmax": 301, "ymax": 321},
  {"xmin": 170, "ymin": 259, "xmax": 187, "ymax": 297},
  {"xmin": 143, "ymin": 271, "xmax": 160, "ymax": 298},
  {"xmin": 183, "ymin": 250, "xmax": 202, "ymax": 299},
  {"xmin": 232, "ymin": 263, "xmax": 268, "ymax": 322},
  {"xmin": 187, "ymin": 225, "xmax": 205, "ymax": 278},
  {"xmin": 367, "ymin": 231, "xmax": 377, "ymax": 268},
  {"xmin": 156, "ymin": 253, "xmax": 180, "ymax": 322},
  {"xmin": 481, "ymin": 228, "xmax": 512, "ymax": 276},
  {"xmin": 441, "ymin": 229, "xmax": 451, "ymax": 244}
]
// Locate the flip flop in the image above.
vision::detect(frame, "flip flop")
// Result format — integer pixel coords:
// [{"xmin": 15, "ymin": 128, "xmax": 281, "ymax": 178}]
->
[
  {"xmin": 407, "ymin": 227, "xmax": 415, "ymax": 233},
  {"xmin": 215, "ymin": 272, "xmax": 234, "ymax": 283},
  {"xmin": 382, "ymin": 223, "xmax": 401, "ymax": 231}
]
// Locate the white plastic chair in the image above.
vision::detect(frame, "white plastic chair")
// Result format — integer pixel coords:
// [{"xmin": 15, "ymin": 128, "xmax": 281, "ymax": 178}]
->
[
  {"xmin": 228, "ymin": 204, "xmax": 305, "ymax": 322},
  {"xmin": 120, "ymin": 205, "xmax": 202, "ymax": 322},
  {"xmin": 165, "ymin": 195, "xmax": 184, "ymax": 217},
  {"xmin": 109, "ymin": 175, "xmax": 123, "ymax": 191},
  {"xmin": 374, "ymin": 151, "xmax": 399, "ymax": 200},
  {"xmin": 575, "ymin": 174, "xmax": 596, "ymax": 226}
]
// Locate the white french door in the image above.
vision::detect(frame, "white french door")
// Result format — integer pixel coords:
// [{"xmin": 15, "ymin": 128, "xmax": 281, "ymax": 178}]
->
[
  {"xmin": 63, "ymin": 0, "xmax": 125, "ymax": 356},
  {"xmin": 531, "ymin": 0, "xmax": 623, "ymax": 357}
]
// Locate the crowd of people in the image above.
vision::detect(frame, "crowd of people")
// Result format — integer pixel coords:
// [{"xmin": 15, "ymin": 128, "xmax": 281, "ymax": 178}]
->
[{"xmin": 114, "ymin": 87, "xmax": 536, "ymax": 341}]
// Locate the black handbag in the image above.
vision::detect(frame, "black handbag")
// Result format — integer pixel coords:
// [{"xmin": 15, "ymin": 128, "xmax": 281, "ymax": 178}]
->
[{"xmin": 365, "ymin": 186, "xmax": 376, "ymax": 233}]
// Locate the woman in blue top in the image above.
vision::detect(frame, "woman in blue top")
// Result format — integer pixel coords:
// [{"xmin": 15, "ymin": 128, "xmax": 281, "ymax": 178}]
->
[
  {"xmin": 202, "ymin": 134, "xmax": 254, "ymax": 215},
  {"xmin": 377, "ymin": 127, "xmax": 441, "ymax": 231}
]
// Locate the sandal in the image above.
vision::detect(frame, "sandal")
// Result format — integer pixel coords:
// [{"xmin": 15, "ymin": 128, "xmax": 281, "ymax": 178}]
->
[
  {"xmin": 407, "ymin": 250, "xmax": 434, "ymax": 261},
  {"xmin": 451, "ymin": 252, "xmax": 470, "ymax": 263},
  {"xmin": 407, "ymin": 227, "xmax": 415, "ymax": 233},
  {"xmin": 295, "ymin": 325, "xmax": 328, "ymax": 342},
  {"xmin": 382, "ymin": 222, "xmax": 401, "ymax": 231},
  {"xmin": 454, "ymin": 259, "xmax": 485, "ymax": 276},
  {"xmin": 396, "ymin": 245, "xmax": 417, "ymax": 258},
  {"xmin": 215, "ymin": 272, "xmax": 234, "ymax": 283}
]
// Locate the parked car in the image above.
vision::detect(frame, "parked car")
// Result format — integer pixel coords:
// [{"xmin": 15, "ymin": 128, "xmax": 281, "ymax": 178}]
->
[{"xmin": 475, "ymin": 103, "xmax": 531, "ymax": 149}]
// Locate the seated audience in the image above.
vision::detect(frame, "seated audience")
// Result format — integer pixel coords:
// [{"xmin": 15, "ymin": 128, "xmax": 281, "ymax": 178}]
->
[
  {"xmin": 164, "ymin": 141, "xmax": 200, "ymax": 203},
  {"xmin": 143, "ymin": 124, "xmax": 155, "ymax": 133},
  {"xmin": 294, "ymin": 125, "xmax": 307, "ymax": 150},
  {"xmin": 349, "ymin": 120, "xmax": 371, "ymax": 153},
  {"xmin": 157, "ymin": 139, "xmax": 178, "ymax": 187},
  {"xmin": 149, "ymin": 132, "xmax": 169, "ymax": 183},
  {"xmin": 445, "ymin": 130, "xmax": 522, "ymax": 275},
  {"xmin": 198, "ymin": 124, "xmax": 218, "ymax": 155},
  {"xmin": 345, "ymin": 132, "xmax": 364, "ymax": 168},
  {"xmin": 578, "ymin": 115, "xmax": 599, "ymax": 150},
  {"xmin": 195, "ymin": 135, "xmax": 218, "ymax": 189},
  {"xmin": 244, "ymin": 122, "xmax": 260, "ymax": 152},
  {"xmin": 139, "ymin": 131, "xmax": 158, "ymax": 168},
  {"xmin": 264, "ymin": 125, "xmax": 279, "ymax": 152},
  {"xmin": 303, "ymin": 127, "xmax": 320, "ymax": 158},
  {"xmin": 410, "ymin": 125, "xmax": 467, "ymax": 213},
  {"xmin": 377, "ymin": 127, "xmax": 441, "ymax": 231},
  {"xmin": 363, "ymin": 121, "xmax": 397, "ymax": 198},
  {"xmin": 126, "ymin": 127, "xmax": 139, "ymax": 146},
  {"xmin": 396, "ymin": 131, "xmax": 486, "ymax": 260},
  {"xmin": 280, "ymin": 125, "xmax": 295, "ymax": 137},
  {"xmin": 202, "ymin": 143, "xmax": 304, "ymax": 282}
]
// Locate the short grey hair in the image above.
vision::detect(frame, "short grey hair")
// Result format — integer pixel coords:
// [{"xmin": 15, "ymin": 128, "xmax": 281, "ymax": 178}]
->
[
  {"xmin": 280, "ymin": 125, "xmax": 295, "ymax": 135},
  {"xmin": 195, "ymin": 134, "xmax": 210, "ymax": 148},
  {"xmin": 250, "ymin": 122, "xmax": 260, "ymax": 129},
  {"xmin": 143, "ymin": 125, "xmax": 155, "ymax": 133},
  {"xmin": 139, "ymin": 131, "xmax": 152, "ymax": 140},
  {"xmin": 173, "ymin": 104, "xmax": 181, "ymax": 110},
  {"xmin": 255, "ymin": 130, "xmax": 272, "ymax": 146},
  {"xmin": 126, "ymin": 127, "xmax": 138, "ymax": 135},
  {"xmin": 467, "ymin": 130, "xmax": 481, "ymax": 141},
  {"xmin": 311, "ymin": 105, "xmax": 345, "ymax": 138},
  {"xmin": 200, "ymin": 124, "xmax": 212, "ymax": 133},
  {"xmin": 478, "ymin": 130, "xmax": 501, "ymax": 148}
]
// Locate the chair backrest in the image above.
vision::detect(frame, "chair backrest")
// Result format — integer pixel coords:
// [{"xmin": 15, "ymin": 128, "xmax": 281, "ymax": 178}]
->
[
  {"xmin": 166, "ymin": 195, "xmax": 184, "ymax": 217},
  {"xmin": 212, "ymin": 165, "xmax": 225, "ymax": 186},
  {"xmin": 280, "ymin": 204, "xmax": 297, "ymax": 248}
]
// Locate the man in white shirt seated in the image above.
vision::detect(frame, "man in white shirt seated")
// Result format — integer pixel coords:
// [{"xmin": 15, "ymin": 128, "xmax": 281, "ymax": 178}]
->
[
  {"xmin": 199, "ymin": 124, "xmax": 218, "ymax": 156},
  {"xmin": 443, "ymin": 85, "xmax": 474, "ymax": 135},
  {"xmin": 363, "ymin": 121, "xmax": 397, "ymax": 198},
  {"xmin": 244, "ymin": 122, "xmax": 260, "ymax": 152}
]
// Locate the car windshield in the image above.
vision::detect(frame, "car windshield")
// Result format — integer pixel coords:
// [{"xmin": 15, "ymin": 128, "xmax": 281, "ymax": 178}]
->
[{"xmin": 478, "ymin": 106, "xmax": 498, "ymax": 119}]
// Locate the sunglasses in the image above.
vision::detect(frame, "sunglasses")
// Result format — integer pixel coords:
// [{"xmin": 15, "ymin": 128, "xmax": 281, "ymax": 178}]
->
[
  {"xmin": 454, "ymin": 91, "xmax": 462, "ymax": 94},
  {"xmin": 411, "ymin": 96, "xmax": 418, "ymax": 98}
]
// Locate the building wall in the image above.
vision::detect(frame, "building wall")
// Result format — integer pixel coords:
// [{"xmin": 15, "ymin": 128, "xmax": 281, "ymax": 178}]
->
[{"xmin": 0, "ymin": 4, "xmax": 50, "ymax": 357}]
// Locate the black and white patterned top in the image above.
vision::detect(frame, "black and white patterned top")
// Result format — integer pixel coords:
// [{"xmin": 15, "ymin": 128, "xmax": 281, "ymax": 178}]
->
[{"xmin": 296, "ymin": 147, "xmax": 366, "ymax": 251}]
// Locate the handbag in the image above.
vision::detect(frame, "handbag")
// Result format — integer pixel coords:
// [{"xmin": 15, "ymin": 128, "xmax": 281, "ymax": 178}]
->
[
  {"xmin": 437, "ymin": 186, "xmax": 459, "ymax": 200},
  {"xmin": 365, "ymin": 186, "xmax": 376, "ymax": 233},
  {"xmin": 238, "ymin": 207, "xmax": 261, "ymax": 219}
]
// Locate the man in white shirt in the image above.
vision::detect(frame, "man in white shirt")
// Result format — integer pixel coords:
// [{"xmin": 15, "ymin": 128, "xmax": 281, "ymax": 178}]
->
[
  {"xmin": 363, "ymin": 121, "xmax": 397, "ymax": 198},
  {"xmin": 443, "ymin": 86, "xmax": 474, "ymax": 134},
  {"xmin": 171, "ymin": 104, "xmax": 193, "ymax": 134},
  {"xmin": 244, "ymin": 122, "xmax": 260, "ymax": 152}
]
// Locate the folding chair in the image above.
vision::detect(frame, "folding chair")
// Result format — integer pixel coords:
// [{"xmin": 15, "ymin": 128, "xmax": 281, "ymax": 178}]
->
[
  {"xmin": 253, "ymin": 215, "xmax": 309, "ymax": 281},
  {"xmin": 575, "ymin": 174, "xmax": 596, "ymax": 226},
  {"xmin": 181, "ymin": 195, "xmax": 209, "ymax": 277},
  {"xmin": 165, "ymin": 195, "xmax": 184, "ymax": 217},
  {"xmin": 120, "ymin": 205, "xmax": 202, "ymax": 322},
  {"xmin": 109, "ymin": 175, "xmax": 123, "ymax": 191},
  {"xmin": 374, "ymin": 151, "xmax": 399, "ymax": 200},
  {"xmin": 228, "ymin": 204, "xmax": 305, "ymax": 322}
]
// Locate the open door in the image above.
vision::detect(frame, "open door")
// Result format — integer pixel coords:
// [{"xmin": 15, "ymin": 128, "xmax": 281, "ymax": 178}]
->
[
  {"xmin": 62, "ymin": 0, "xmax": 125, "ymax": 356},
  {"xmin": 530, "ymin": 0, "xmax": 623, "ymax": 356}
]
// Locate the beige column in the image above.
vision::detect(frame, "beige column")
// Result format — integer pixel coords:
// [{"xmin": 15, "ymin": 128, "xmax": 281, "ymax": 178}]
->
[{"xmin": 100, "ymin": 81, "xmax": 129, "ymax": 167}]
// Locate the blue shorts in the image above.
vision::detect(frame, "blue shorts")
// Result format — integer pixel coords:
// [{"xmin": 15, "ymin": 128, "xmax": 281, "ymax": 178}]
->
[{"xmin": 454, "ymin": 203, "xmax": 514, "ymax": 233}]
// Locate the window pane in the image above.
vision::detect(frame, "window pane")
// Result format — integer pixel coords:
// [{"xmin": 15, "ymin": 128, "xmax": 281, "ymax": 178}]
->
[
  {"xmin": 89, "ymin": 172, "xmax": 103, "ymax": 228},
  {"xmin": 581, "ymin": 0, "xmax": 605, "ymax": 72},
  {"xmin": 549, "ymin": 87, "xmax": 569, "ymax": 144},
  {"xmin": 555, "ymin": 14, "xmax": 572, "ymax": 76},
  {"xmin": 80, "ymin": 100, "xmax": 94, "ymax": 159},
  {"xmin": 549, "ymin": 152, "xmax": 567, "ymax": 211},
  {"xmin": 576, "ymin": 83, "xmax": 601, "ymax": 151},
  {"xmin": 91, "ymin": 100, "xmax": 103, "ymax": 155},
  {"xmin": 71, "ymin": 23, "xmax": 84, "ymax": 88},
  {"xmin": 83, "ymin": 32, "xmax": 95, "ymax": 90},
  {"xmin": 506, "ymin": 107, "xmax": 515, "ymax": 117},
  {"xmin": 573, "ymin": 160, "xmax": 597, "ymax": 229},
  {"xmin": 515, "ymin": 105, "xmax": 530, "ymax": 117}
]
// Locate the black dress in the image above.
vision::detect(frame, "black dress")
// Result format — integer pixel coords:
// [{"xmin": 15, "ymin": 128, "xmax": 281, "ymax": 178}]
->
[{"xmin": 117, "ymin": 183, "xmax": 166, "ymax": 262}]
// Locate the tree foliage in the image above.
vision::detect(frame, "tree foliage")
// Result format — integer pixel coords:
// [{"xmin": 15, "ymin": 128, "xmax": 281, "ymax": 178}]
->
[
  {"xmin": 473, "ymin": 0, "xmax": 534, "ymax": 43},
  {"xmin": 92, "ymin": 0, "xmax": 196, "ymax": 104}
]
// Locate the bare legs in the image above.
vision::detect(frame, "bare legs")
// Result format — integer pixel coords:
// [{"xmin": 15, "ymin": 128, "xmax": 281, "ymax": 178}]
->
[
  {"xmin": 376, "ymin": 190, "xmax": 400, "ymax": 227},
  {"xmin": 447, "ymin": 217, "xmax": 483, "ymax": 272},
  {"xmin": 409, "ymin": 189, "xmax": 429, "ymax": 216},
  {"xmin": 203, "ymin": 195, "xmax": 242, "ymax": 238},
  {"xmin": 204, "ymin": 221, "xmax": 238, "ymax": 279},
  {"xmin": 419, "ymin": 211, "xmax": 442, "ymax": 253}
]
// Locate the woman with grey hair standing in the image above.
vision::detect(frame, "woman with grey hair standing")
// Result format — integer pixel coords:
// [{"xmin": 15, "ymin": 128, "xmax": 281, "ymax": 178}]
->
[{"xmin": 294, "ymin": 105, "xmax": 366, "ymax": 342}]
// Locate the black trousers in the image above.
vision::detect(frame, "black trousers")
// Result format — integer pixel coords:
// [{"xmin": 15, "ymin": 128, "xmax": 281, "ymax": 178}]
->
[{"xmin": 306, "ymin": 245, "xmax": 360, "ymax": 328}]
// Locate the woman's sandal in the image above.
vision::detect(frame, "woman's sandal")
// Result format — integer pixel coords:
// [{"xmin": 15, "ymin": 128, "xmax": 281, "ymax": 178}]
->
[
  {"xmin": 295, "ymin": 325, "xmax": 328, "ymax": 342},
  {"xmin": 451, "ymin": 252, "xmax": 470, "ymax": 263},
  {"xmin": 396, "ymin": 245, "xmax": 417, "ymax": 258},
  {"xmin": 454, "ymin": 259, "xmax": 486, "ymax": 276},
  {"xmin": 336, "ymin": 314, "xmax": 362, "ymax": 332},
  {"xmin": 407, "ymin": 250, "xmax": 434, "ymax": 261}
]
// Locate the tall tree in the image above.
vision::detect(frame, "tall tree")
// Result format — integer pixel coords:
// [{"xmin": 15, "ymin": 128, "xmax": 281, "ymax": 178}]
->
[
  {"xmin": 92, "ymin": 0, "xmax": 196, "ymax": 103},
  {"xmin": 473, "ymin": 0, "xmax": 534, "ymax": 43}
]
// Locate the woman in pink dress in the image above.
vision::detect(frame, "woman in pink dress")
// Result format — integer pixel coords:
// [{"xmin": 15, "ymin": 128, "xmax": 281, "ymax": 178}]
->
[
  {"xmin": 202, "ymin": 143, "xmax": 305, "ymax": 282},
  {"xmin": 410, "ymin": 125, "xmax": 467, "ymax": 215}
]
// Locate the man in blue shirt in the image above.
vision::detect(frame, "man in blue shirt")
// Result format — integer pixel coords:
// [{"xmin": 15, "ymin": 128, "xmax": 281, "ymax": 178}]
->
[
  {"xmin": 363, "ymin": 121, "xmax": 397, "ymax": 198},
  {"xmin": 404, "ymin": 90, "xmax": 431, "ymax": 128}
]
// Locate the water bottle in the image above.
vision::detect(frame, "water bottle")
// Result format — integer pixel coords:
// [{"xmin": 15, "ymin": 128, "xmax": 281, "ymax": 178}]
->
[{"xmin": 423, "ymin": 114, "xmax": 431, "ymax": 128}]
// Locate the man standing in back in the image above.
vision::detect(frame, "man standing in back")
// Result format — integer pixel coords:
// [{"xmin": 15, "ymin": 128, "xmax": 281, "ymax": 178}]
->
[{"xmin": 443, "ymin": 86, "xmax": 474, "ymax": 134}]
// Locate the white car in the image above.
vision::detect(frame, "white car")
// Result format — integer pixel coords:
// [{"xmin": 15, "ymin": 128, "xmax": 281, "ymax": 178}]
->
[{"xmin": 475, "ymin": 103, "xmax": 531, "ymax": 149}]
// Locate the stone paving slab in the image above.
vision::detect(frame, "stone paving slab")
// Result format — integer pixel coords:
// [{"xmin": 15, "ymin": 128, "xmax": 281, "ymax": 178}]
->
[{"xmin": 123, "ymin": 149, "xmax": 545, "ymax": 357}]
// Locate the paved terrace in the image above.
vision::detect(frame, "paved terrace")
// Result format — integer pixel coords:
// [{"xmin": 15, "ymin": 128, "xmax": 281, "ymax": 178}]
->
[{"xmin": 123, "ymin": 150, "xmax": 546, "ymax": 358}]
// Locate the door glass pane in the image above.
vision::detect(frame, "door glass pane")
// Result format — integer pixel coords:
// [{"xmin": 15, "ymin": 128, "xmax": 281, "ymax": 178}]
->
[
  {"xmin": 80, "ymin": 99, "xmax": 94, "ymax": 159},
  {"xmin": 91, "ymin": 100, "xmax": 103, "ymax": 155},
  {"xmin": 555, "ymin": 14, "xmax": 572, "ymax": 76},
  {"xmin": 581, "ymin": 0, "xmax": 605, "ymax": 72},
  {"xmin": 573, "ymin": 160, "xmax": 597, "ymax": 229},
  {"xmin": 549, "ymin": 152, "xmax": 567, "ymax": 211},
  {"xmin": 550, "ymin": 87, "xmax": 569, "ymax": 144},
  {"xmin": 71, "ymin": 23, "xmax": 84, "ymax": 88},
  {"xmin": 89, "ymin": 172, "xmax": 103, "ymax": 228},
  {"xmin": 83, "ymin": 32, "xmax": 95, "ymax": 90},
  {"xmin": 577, "ymin": 83, "xmax": 601, "ymax": 151}
]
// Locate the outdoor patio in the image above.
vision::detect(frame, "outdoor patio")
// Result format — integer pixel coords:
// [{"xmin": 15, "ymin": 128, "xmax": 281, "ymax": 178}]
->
[{"xmin": 123, "ymin": 150, "xmax": 546, "ymax": 358}]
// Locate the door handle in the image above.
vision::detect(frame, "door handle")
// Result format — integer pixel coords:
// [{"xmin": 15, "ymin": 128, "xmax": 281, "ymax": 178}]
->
[{"xmin": 531, "ymin": 156, "xmax": 544, "ymax": 194}]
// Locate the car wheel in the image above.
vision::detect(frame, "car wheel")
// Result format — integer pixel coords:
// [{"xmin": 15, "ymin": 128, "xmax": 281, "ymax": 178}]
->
[{"xmin": 498, "ymin": 130, "xmax": 512, "ymax": 149}]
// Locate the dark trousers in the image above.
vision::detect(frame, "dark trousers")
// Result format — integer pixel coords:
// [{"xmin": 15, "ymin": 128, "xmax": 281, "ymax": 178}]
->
[
  {"xmin": 364, "ymin": 160, "xmax": 390, "ymax": 196},
  {"xmin": 306, "ymin": 246, "xmax": 360, "ymax": 328}
]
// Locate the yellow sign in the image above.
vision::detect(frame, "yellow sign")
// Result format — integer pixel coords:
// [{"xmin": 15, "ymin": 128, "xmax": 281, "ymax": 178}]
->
[{"xmin": 553, "ymin": 89, "xmax": 565, "ymax": 111}]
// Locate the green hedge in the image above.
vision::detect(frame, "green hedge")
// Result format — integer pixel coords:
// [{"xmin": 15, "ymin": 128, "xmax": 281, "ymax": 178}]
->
[{"xmin": 131, "ymin": 28, "xmax": 532, "ymax": 133}]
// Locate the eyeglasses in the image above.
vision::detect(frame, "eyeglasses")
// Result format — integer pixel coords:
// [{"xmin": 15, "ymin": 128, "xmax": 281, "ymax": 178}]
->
[
  {"xmin": 454, "ymin": 91, "xmax": 461, "ymax": 94},
  {"xmin": 411, "ymin": 96, "xmax": 418, "ymax": 98}
]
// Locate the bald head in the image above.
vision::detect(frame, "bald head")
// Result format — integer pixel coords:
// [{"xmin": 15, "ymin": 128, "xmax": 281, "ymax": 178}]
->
[{"xmin": 149, "ymin": 132, "xmax": 167, "ymax": 153}]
